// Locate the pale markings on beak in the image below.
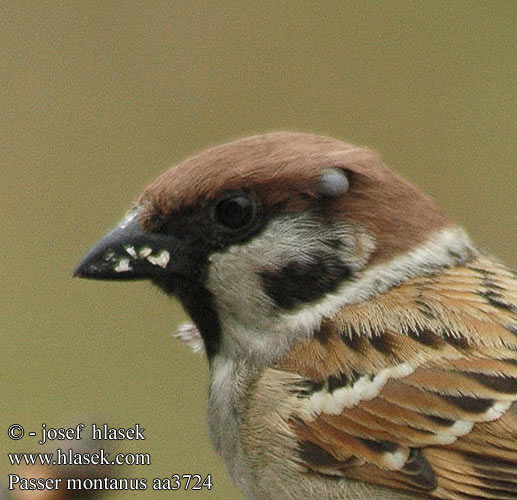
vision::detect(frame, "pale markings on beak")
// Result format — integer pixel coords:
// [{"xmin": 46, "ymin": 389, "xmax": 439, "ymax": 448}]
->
[
  {"xmin": 105, "ymin": 250, "xmax": 116, "ymax": 261},
  {"xmin": 139, "ymin": 247, "xmax": 153, "ymax": 258},
  {"xmin": 125, "ymin": 246, "xmax": 138, "ymax": 258},
  {"xmin": 114, "ymin": 258, "xmax": 132, "ymax": 273},
  {"xmin": 147, "ymin": 250, "xmax": 170, "ymax": 268},
  {"xmin": 122, "ymin": 245, "xmax": 170, "ymax": 268},
  {"xmin": 108, "ymin": 246, "xmax": 171, "ymax": 273}
]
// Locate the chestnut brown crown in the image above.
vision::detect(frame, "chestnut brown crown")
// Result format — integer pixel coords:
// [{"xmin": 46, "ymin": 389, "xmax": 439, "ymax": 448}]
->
[{"xmin": 138, "ymin": 132, "xmax": 451, "ymax": 264}]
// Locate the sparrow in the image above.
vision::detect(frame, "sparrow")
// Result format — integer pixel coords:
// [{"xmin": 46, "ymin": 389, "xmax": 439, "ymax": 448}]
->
[{"xmin": 75, "ymin": 132, "xmax": 516, "ymax": 500}]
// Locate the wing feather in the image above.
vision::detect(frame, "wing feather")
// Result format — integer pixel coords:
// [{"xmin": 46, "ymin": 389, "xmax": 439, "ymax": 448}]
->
[{"xmin": 278, "ymin": 257, "xmax": 517, "ymax": 499}]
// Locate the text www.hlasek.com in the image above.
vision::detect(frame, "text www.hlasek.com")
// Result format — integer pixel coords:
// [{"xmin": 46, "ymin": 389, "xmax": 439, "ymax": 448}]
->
[{"xmin": 8, "ymin": 448, "xmax": 150, "ymax": 466}]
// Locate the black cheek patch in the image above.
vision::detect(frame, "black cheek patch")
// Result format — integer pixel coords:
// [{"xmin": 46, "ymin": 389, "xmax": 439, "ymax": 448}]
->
[{"xmin": 260, "ymin": 252, "xmax": 353, "ymax": 310}]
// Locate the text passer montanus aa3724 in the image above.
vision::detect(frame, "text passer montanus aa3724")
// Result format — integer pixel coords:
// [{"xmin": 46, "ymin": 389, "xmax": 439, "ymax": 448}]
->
[{"xmin": 75, "ymin": 133, "xmax": 516, "ymax": 500}]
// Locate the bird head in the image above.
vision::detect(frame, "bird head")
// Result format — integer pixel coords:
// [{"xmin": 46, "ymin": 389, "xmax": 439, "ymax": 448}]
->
[{"xmin": 75, "ymin": 132, "xmax": 466, "ymax": 365}]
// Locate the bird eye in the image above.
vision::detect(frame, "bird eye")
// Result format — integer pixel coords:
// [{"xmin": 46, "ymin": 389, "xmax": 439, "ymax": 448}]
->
[{"xmin": 214, "ymin": 195, "xmax": 255, "ymax": 229}]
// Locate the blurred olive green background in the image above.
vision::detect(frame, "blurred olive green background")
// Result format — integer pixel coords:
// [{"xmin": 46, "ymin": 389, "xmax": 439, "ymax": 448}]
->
[{"xmin": 2, "ymin": 1, "xmax": 515, "ymax": 499}]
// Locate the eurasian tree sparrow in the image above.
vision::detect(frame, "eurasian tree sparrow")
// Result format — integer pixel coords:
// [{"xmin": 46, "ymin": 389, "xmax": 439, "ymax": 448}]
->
[{"xmin": 75, "ymin": 132, "xmax": 516, "ymax": 500}]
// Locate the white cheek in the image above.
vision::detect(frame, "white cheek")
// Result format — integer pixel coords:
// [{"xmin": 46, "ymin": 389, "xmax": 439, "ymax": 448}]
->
[{"xmin": 204, "ymin": 214, "xmax": 369, "ymax": 362}]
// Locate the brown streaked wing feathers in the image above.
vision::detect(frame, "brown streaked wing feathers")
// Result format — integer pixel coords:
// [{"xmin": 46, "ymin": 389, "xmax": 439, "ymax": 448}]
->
[{"xmin": 279, "ymin": 257, "xmax": 517, "ymax": 499}]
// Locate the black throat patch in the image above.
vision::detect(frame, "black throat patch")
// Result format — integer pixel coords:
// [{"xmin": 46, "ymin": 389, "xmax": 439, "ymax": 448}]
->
[{"xmin": 156, "ymin": 276, "xmax": 222, "ymax": 360}]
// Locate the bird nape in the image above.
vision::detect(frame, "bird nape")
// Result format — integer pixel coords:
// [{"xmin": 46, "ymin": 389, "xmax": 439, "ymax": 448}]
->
[{"xmin": 75, "ymin": 132, "xmax": 517, "ymax": 500}]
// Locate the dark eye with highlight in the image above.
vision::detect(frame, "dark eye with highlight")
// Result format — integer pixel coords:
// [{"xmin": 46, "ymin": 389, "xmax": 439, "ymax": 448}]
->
[{"xmin": 214, "ymin": 195, "xmax": 256, "ymax": 229}]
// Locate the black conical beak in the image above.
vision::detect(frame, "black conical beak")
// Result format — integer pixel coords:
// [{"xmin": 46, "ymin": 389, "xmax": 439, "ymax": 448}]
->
[{"xmin": 74, "ymin": 210, "xmax": 187, "ymax": 281}]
